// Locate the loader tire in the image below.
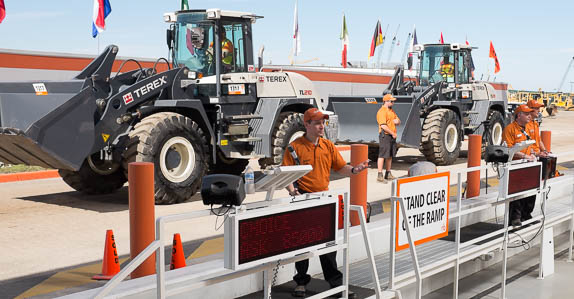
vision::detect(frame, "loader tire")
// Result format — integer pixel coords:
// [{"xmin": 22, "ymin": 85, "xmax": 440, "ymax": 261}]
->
[
  {"xmin": 484, "ymin": 110, "xmax": 505, "ymax": 147},
  {"xmin": 421, "ymin": 109, "xmax": 461, "ymax": 166},
  {"xmin": 59, "ymin": 154, "xmax": 126, "ymax": 195},
  {"xmin": 208, "ymin": 150, "xmax": 249, "ymax": 175},
  {"xmin": 123, "ymin": 112, "xmax": 208, "ymax": 204},
  {"xmin": 258, "ymin": 112, "xmax": 305, "ymax": 169}
]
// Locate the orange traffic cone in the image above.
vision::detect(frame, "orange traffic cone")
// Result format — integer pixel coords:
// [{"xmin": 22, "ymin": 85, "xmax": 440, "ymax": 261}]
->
[
  {"xmin": 92, "ymin": 230, "xmax": 121, "ymax": 280},
  {"xmin": 170, "ymin": 233, "xmax": 186, "ymax": 270}
]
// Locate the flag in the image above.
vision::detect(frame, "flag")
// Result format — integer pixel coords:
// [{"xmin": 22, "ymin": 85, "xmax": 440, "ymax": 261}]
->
[
  {"xmin": 466, "ymin": 38, "xmax": 475, "ymax": 77},
  {"xmin": 0, "ymin": 0, "xmax": 5, "ymax": 24},
  {"xmin": 407, "ymin": 26, "xmax": 417, "ymax": 70},
  {"xmin": 489, "ymin": 41, "xmax": 500, "ymax": 73},
  {"xmin": 292, "ymin": 0, "xmax": 300, "ymax": 56},
  {"xmin": 92, "ymin": 0, "xmax": 112, "ymax": 38},
  {"xmin": 440, "ymin": 32, "xmax": 444, "ymax": 44},
  {"xmin": 340, "ymin": 14, "xmax": 349, "ymax": 68},
  {"xmin": 181, "ymin": 0, "xmax": 189, "ymax": 10},
  {"xmin": 368, "ymin": 20, "xmax": 383, "ymax": 58}
]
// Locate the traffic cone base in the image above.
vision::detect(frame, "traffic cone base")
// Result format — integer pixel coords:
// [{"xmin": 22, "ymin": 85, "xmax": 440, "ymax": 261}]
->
[
  {"xmin": 170, "ymin": 233, "xmax": 186, "ymax": 270},
  {"xmin": 92, "ymin": 229, "xmax": 121, "ymax": 280}
]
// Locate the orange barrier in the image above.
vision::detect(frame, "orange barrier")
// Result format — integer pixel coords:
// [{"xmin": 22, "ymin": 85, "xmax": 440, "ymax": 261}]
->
[
  {"xmin": 350, "ymin": 144, "xmax": 368, "ymax": 226},
  {"xmin": 541, "ymin": 131, "xmax": 551, "ymax": 152},
  {"xmin": 128, "ymin": 162, "xmax": 156, "ymax": 279},
  {"xmin": 170, "ymin": 233, "xmax": 186, "ymax": 270},
  {"xmin": 466, "ymin": 135, "xmax": 481, "ymax": 198},
  {"xmin": 92, "ymin": 230, "xmax": 121, "ymax": 280},
  {"xmin": 0, "ymin": 170, "xmax": 60, "ymax": 183}
]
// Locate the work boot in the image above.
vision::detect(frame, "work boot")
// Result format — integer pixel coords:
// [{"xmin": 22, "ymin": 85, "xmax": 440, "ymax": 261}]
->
[
  {"xmin": 386, "ymin": 172, "xmax": 397, "ymax": 180},
  {"xmin": 292, "ymin": 285, "xmax": 306, "ymax": 297},
  {"xmin": 377, "ymin": 172, "xmax": 386, "ymax": 183},
  {"xmin": 511, "ymin": 219, "xmax": 522, "ymax": 227}
]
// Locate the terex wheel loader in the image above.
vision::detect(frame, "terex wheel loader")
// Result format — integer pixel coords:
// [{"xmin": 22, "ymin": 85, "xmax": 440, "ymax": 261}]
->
[
  {"xmin": 329, "ymin": 43, "xmax": 510, "ymax": 165},
  {"xmin": 0, "ymin": 9, "xmax": 338, "ymax": 204}
]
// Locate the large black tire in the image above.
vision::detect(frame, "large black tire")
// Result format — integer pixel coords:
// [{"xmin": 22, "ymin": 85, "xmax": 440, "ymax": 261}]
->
[
  {"xmin": 258, "ymin": 112, "xmax": 305, "ymax": 169},
  {"xmin": 209, "ymin": 150, "xmax": 249, "ymax": 175},
  {"xmin": 123, "ymin": 112, "xmax": 209, "ymax": 204},
  {"xmin": 59, "ymin": 154, "xmax": 126, "ymax": 194},
  {"xmin": 421, "ymin": 109, "xmax": 461, "ymax": 165},
  {"xmin": 484, "ymin": 110, "xmax": 505, "ymax": 147}
]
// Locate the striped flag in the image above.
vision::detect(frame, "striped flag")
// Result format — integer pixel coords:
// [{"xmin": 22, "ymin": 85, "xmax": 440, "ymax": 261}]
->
[
  {"xmin": 368, "ymin": 20, "xmax": 383, "ymax": 58},
  {"xmin": 92, "ymin": 0, "xmax": 112, "ymax": 38},
  {"xmin": 407, "ymin": 26, "xmax": 417, "ymax": 70},
  {"xmin": 181, "ymin": 0, "xmax": 189, "ymax": 10},
  {"xmin": 340, "ymin": 14, "xmax": 349, "ymax": 68},
  {"xmin": 0, "ymin": 0, "xmax": 6, "ymax": 24},
  {"xmin": 292, "ymin": 0, "xmax": 300, "ymax": 56},
  {"xmin": 489, "ymin": 41, "xmax": 501, "ymax": 73}
]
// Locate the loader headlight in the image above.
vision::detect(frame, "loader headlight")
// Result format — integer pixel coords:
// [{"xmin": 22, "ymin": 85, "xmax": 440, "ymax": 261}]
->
[
  {"xmin": 187, "ymin": 71, "xmax": 197, "ymax": 80},
  {"xmin": 461, "ymin": 91, "xmax": 470, "ymax": 99}
]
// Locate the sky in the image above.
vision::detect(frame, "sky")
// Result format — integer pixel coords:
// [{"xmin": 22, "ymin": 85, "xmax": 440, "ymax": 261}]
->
[{"xmin": 1, "ymin": 0, "xmax": 574, "ymax": 92}]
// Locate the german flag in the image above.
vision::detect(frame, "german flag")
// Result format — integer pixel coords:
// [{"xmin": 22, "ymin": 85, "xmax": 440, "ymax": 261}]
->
[{"xmin": 369, "ymin": 20, "xmax": 383, "ymax": 58}]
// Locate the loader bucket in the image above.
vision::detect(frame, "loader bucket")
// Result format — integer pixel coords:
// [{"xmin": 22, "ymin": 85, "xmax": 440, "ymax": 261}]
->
[
  {"xmin": 0, "ymin": 82, "xmax": 98, "ymax": 171},
  {"xmin": 327, "ymin": 95, "xmax": 422, "ymax": 148}
]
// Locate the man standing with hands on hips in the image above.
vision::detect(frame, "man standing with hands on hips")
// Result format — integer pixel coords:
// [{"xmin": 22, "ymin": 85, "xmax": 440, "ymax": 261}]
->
[
  {"xmin": 377, "ymin": 94, "xmax": 400, "ymax": 183},
  {"xmin": 283, "ymin": 107, "xmax": 368, "ymax": 298}
]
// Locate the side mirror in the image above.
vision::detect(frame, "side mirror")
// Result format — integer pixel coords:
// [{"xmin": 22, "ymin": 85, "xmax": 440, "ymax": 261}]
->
[{"xmin": 166, "ymin": 28, "xmax": 174, "ymax": 50}]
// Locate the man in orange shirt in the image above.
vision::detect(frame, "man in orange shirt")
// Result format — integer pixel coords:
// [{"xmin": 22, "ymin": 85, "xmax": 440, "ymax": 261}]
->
[
  {"xmin": 526, "ymin": 100, "xmax": 549, "ymax": 157},
  {"xmin": 502, "ymin": 105, "xmax": 541, "ymax": 226},
  {"xmin": 283, "ymin": 107, "xmax": 368, "ymax": 298},
  {"xmin": 376, "ymin": 94, "xmax": 401, "ymax": 183}
]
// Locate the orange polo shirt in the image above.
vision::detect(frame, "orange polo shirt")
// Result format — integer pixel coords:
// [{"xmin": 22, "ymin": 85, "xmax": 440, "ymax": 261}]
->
[
  {"xmin": 282, "ymin": 136, "xmax": 347, "ymax": 192},
  {"xmin": 376, "ymin": 106, "xmax": 398, "ymax": 134},
  {"xmin": 526, "ymin": 120, "xmax": 542, "ymax": 153},
  {"xmin": 502, "ymin": 121, "xmax": 538, "ymax": 156}
]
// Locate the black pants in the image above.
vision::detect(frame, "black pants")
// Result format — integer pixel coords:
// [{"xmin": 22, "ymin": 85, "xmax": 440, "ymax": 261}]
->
[
  {"xmin": 509, "ymin": 194, "xmax": 536, "ymax": 222},
  {"xmin": 293, "ymin": 189, "xmax": 343, "ymax": 287}
]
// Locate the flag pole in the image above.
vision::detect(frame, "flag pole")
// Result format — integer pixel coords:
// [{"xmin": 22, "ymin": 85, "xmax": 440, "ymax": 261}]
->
[
  {"xmin": 98, "ymin": 36, "xmax": 100, "ymax": 54},
  {"xmin": 377, "ymin": 24, "xmax": 389, "ymax": 69}
]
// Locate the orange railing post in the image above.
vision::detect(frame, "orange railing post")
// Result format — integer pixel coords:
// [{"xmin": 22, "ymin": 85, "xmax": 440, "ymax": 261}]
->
[
  {"xmin": 350, "ymin": 144, "xmax": 368, "ymax": 226},
  {"xmin": 467, "ymin": 135, "xmax": 481, "ymax": 198},
  {"xmin": 128, "ymin": 162, "xmax": 156, "ymax": 278},
  {"xmin": 541, "ymin": 131, "xmax": 551, "ymax": 152}
]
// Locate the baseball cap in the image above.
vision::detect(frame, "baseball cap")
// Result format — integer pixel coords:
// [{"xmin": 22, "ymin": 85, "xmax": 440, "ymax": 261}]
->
[
  {"xmin": 303, "ymin": 108, "xmax": 329, "ymax": 122},
  {"xmin": 383, "ymin": 94, "xmax": 397, "ymax": 102},
  {"xmin": 526, "ymin": 99, "xmax": 544, "ymax": 108},
  {"xmin": 515, "ymin": 104, "xmax": 534, "ymax": 115}
]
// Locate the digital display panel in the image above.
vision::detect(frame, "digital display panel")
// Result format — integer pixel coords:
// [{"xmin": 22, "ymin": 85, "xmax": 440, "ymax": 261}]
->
[
  {"xmin": 508, "ymin": 165, "xmax": 541, "ymax": 196},
  {"xmin": 238, "ymin": 203, "xmax": 336, "ymax": 265}
]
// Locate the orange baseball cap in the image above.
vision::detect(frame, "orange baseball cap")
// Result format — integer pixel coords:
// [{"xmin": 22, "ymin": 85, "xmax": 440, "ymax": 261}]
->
[
  {"xmin": 515, "ymin": 104, "xmax": 534, "ymax": 115},
  {"xmin": 383, "ymin": 94, "xmax": 397, "ymax": 102},
  {"xmin": 303, "ymin": 108, "xmax": 329, "ymax": 122},
  {"xmin": 526, "ymin": 99, "xmax": 544, "ymax": 108}
]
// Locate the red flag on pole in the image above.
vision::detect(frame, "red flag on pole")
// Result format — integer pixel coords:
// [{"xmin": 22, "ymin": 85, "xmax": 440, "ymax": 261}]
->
[
  {"xmin": 340, "ymin": 14, "xmax": 349, "ymax": 68},
  {"xmin": 440, "ymin": 32, "xmax": 444, "ymax": 44},
  {"xmin": 0, "ymin": 0, "xmax": 6, "ymax": 24},
  {"xmin": 489, "ymin": 41, "xmax": 501, "ymax": 73}
]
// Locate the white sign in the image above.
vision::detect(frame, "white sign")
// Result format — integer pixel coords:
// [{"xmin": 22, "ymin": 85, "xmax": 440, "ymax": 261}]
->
[
  {"xmin": 395, "ymin": 172, "xmax": 450, "ymax": 251},
  {"xmin": 228, "ymin": 84, "xmax": 246, "ymax": 95},
  {"xmin": 33, "ymin": 83, "xmax": 48, "ymax": 95}
]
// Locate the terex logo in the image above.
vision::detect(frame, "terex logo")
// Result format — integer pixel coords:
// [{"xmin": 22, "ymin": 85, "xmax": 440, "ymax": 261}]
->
[
  {"xmin": 299, "ymin": 90, "xmax": 312, "ymax": 96},
  {"xmin": 132, "ymin": 76, "xmax": 168, "ymax": 99},
  {"xmin": 266, "ymin": 75, "xmax": 288, "ymax": 83},
  {"xmin": 123, "ymin": 93, "xmax": 134, "ymax": 105}
]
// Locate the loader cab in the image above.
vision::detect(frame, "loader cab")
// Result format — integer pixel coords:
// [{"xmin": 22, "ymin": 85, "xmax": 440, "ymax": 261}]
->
[
  {"xmin": 166, "ymin": 9, "xmax": 257, "ymax": 77},
  {"xmin": 417, "ymin": 44, "xmax": 473, "ymax": 87}
]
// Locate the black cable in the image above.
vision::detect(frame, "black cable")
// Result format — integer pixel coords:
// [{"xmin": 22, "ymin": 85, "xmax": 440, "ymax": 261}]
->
[
  {"xmin": 268, "ymin": 259, "xmax": 281, "ymax": 299},
  {"xmin": 112, "ymin": 59, "xmax": 144, "ymax": 80},
  {"xmin": 153, "ymin": 57, "xmax": 171, "ymax": 73},
  {"xmin": 211, "ymin": 204, "xmax": 232, "ymax": 231}
]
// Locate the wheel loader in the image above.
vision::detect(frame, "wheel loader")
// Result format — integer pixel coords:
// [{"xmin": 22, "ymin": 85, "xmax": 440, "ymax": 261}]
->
[
  {"xmin": 0, "ymin": 9, "xmax": 338, "ymax": 204},
  {"xmin": 329, "ymin": 43, "xmax": 510, "ymax": 165}
]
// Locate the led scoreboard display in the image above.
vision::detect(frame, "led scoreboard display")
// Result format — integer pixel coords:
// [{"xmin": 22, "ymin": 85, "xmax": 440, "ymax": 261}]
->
[
  {"xmin": 224, "ymin": 200, "xmax": 338, "ymax": 270},
  {"xmin": 500, "ymin": 162, "xmax": 541, "ymax": 198}
]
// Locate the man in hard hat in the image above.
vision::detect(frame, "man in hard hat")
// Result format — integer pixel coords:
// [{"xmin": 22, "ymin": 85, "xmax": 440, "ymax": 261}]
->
[
  {"xmin": 376, "ymin": 94, "xmax": 400, "ymax": 183},
  {"xmin": 283, "ymin": 107, "xmax": 367, "ymax": 298},
  {"xmin": 526, "ymin": 100, "xmax": 549, "ymax": 157},
  {"xmin": 502, "ymin": 105, "xmax": 541, "ymax": 226},
  {"xmin": 440, "ymin": 56, "xmax": 455, "ymax": 80}
]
